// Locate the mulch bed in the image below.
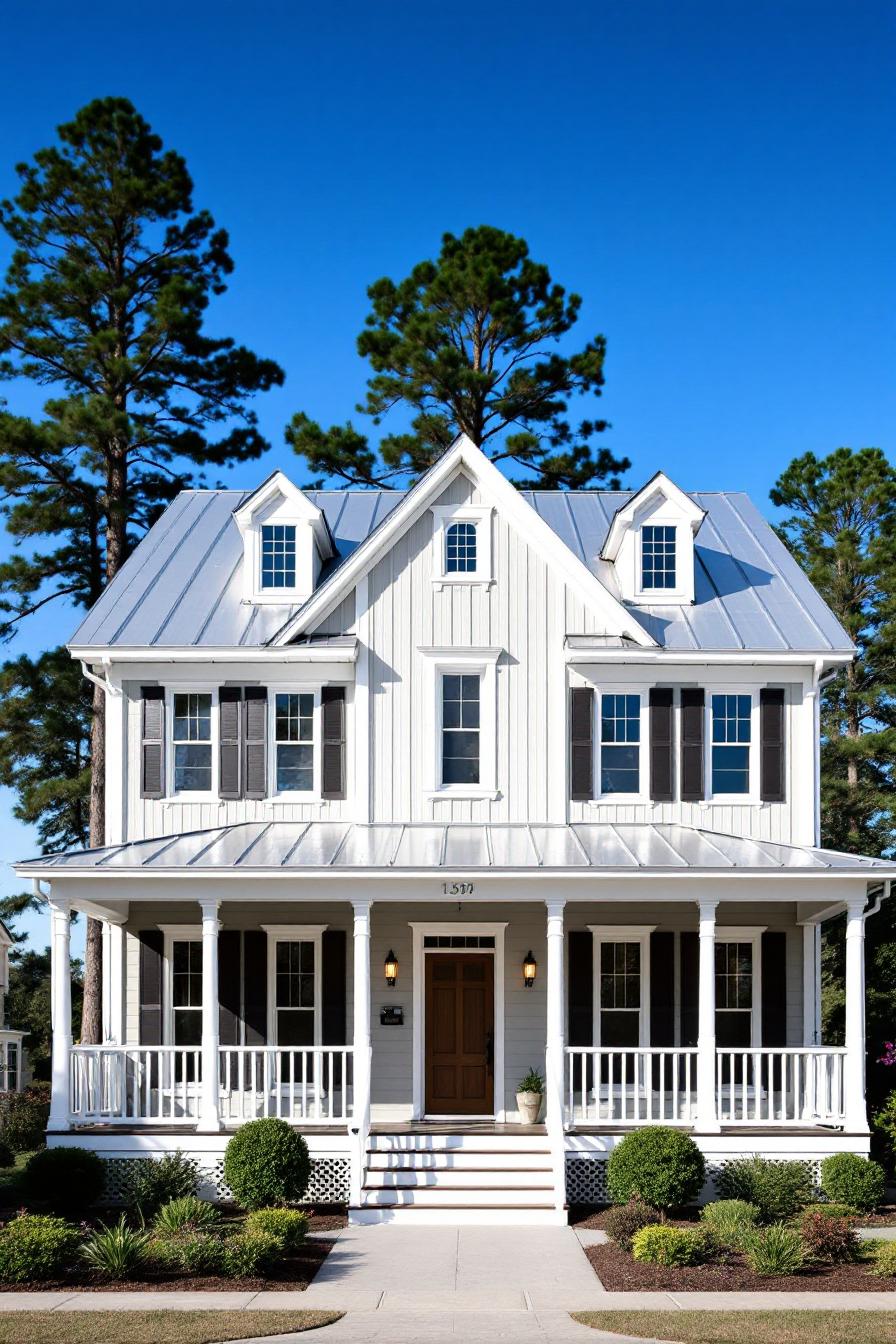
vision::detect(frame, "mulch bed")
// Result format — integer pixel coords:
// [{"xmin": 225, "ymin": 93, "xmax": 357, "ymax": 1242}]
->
[
  {"xmin": 570, "ymin": 1204, "xmax": 700, "ymax": 1230},
  {"xmin": 586, "ymin": 1242, "xmax": 891, "ymax": 1292}
]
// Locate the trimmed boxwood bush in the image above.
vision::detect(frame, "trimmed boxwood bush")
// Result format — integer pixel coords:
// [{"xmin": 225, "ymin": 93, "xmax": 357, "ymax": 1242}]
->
[
  {"xmin": 631, "ymin": 1224, "xmax": 709, "ymax": 1266},
  {"xmin": 820, "ymin": 1153, "xmax": 886, "ymax": 1213},
  {"xmin": 604, "ymin": 1196, "xmax": 659, "ymax": 1251},
  {"xmin": 607, "ymin": 1127, "xmax": 705, "ymax": 1211},
  {"xmin": 716, "ymin": 1156, "xmax": 812, "ymax": 1222},
  {"xmin": 223, "ymin": 1118, "xmax": 311, "ymax": 1211},
  {"xmin": 222, "ymin": 1228, "xmax": 280, "ymax": 1278},
  {"xmin": 0, "ymin": 1084, "xmax": 50, "ymax": 1152},
  {"xmin": 871, "ymin": 1241, "xmax": 896, "ymax": 1278},
  {"xmin": 0, "ymin": 1213, "xmax": 81, "ymax": 1283},
  {"xmin": 245, "ymin": 1206, "xmax": 309, "ymax": 1250},
  {"xmin": 25, "ymin": 1145, "xmax": 105, "ymax": 1216}
]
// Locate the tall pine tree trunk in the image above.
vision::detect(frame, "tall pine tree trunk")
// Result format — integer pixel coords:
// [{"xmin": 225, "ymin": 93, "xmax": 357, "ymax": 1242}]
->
[{"xmin": 80, "ymin": 680, "xmax": 105, "ymax": 1043}]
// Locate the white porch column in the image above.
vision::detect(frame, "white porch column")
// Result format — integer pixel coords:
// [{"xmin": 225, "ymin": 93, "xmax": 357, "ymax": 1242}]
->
[
  {"xmin": 545, "ymin": 899, "xmax": 566, "ymax": 1211},
  {"xmin": 696, "ymin": 898, "xmax": 719, "ymax": 1131},
  {"xmin": 844, "ymin": 897, "xmax": 868, "ymax": 1132},
  {"xmin": 801, "ymin": 922, "xmax": 821, "ymax": 1046},
  {"xmin": 350, "ymin": 899, "xmax": 372, "ymax": 1208},
  {"xmin": 48, "ymin": 897, "xmax": 72, "ymax": 1131},
  {"xmin": 108, "ymin": 921, "xmax": 125, "ymax": 1045},
  {"xmin": 198, "ymin": 898, "xmax": 221, "ymax": 1133},
  {"xmin": 101, "ymin": 921, "xmax": 112, "ymax": 1042}
]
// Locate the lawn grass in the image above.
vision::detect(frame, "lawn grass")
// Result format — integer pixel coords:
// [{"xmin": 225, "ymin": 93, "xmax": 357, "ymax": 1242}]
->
[
  {"xmin": 572, "ymin": 1312, "xmax": 896, "ymax": 1343},
  {"xmin": 0, "ymin": 1310, "xmax": 341, "ymax": 1344}
]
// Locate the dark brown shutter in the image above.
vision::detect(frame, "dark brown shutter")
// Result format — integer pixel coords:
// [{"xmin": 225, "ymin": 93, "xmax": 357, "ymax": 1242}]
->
[
  {"xmin": 649, "ymin": 689, "xmax": 674, "ymax": 802},
  {"xmin": 138, "ymin": 929, "xmax": 164, "ymax": 1045},
  {"xmin": 243, "ymin": 688, "xmax": 267, "ymax": 800},
  {"xmin": 569, "ymin": 687, "xmax": 594, "ymax": 801},
  {"xmin": 218, "ymin": 929, "xmax": 242, "ymax": 1045},
  {"xmin": 322, "ymin": 929, "xmax": 347, "ymax": 1088},
  {"xmin": 243, "ymin": 930, "xmax": 267, "ymax": 1045},
  {"xmin": 321, "ymin": 687, "xmax": 347, "ymax": 800},
  {"xmin": 760, "ymin": 688, "xmax": 786, "ymax": 802},
  {"xmin": 140, "ymin": 687, "xmax": 165, "ymax": 799},
  {"xmin": 679, "ymin": 931, "xmax": 699, "ymax": 1046},
  {"xmin": 761, "ymin": 931, "xmax": 787, "ymax": 1047},
  {"xmin": 650, "ymin": 931, "xmax": 675, "ymax": 1045},
  {"xmin": 567, "ymin": 930, "xmax": 593, "ymax": 1046},
  {"xmin": 219, "ymin": 687, "xmax": 242, "ymax": 801},
  {"xmin": 680, "ymin": 688, "xmax": 705, "ymax": 802}
]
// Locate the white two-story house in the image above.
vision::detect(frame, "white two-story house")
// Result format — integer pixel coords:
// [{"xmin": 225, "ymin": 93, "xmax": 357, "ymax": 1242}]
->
[{"xmin": 16, "ymin": 434, "xmax": 895, "ymax": 1223}]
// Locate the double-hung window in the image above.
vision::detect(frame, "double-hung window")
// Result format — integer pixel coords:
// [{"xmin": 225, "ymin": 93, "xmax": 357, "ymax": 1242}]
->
[
  {"xmin": 171, "ymin": 938, "xmax": 202, "ymax": 1047},
  {"xmin": 274, "ymin": 692, "xmax": 314, "ymax": 792},
  {"xmin": 599, "ymin": 693, "xmax": 641, "ymax": 795},
  {"xmin": 445, "ymin": 521, "xmax": 477, "ymax": 573},
  {"xmin": 441, "ymin": 674, "xmax": 480, "ymax": 785},
  {"xmin": 172, "ymin": 693, "xmax": 213, "ymax": 793},
  {"xmin": 711, "ymin": 693, "xmax": 752, "ymax": 794},
  {"xmin": 274, "ymin": 940, "xmax": 316, "ymax": 1046},
  {"xmin": 641, "ymin": 524, "xmax": 676, "ymax": 589},
  {"xmin": 261, "ymin": 523, "xmax": 297, "ymax": 589},
  {"xmin": 598, "ymin": 942, "xmax": 642, "ymax": 1047},
  {"xmin": 715, "ymin": 940, "xmax": 754, "ymax": 1049}
]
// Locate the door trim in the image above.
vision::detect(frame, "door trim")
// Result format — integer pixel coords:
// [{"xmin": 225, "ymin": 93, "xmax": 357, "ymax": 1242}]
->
[{"xmin": 410, "ymin": 922, "xmax": 507, "ymax": 1121}]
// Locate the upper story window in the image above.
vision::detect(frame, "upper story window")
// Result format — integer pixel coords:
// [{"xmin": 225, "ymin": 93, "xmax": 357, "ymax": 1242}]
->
[
  {"xmin": 598, "ymin": 692, "xmax": 642, "ymax": 796},
  {"xmin": 261, "ymin": 524, "xmax": 297, "ymax": 589},
  {"xmin": 274, "ymin": 692, "xmax": 314, "ymax": 792},
  {"xmin": 711, "ymin": 693, "xmax": 752, "ymax": 794},
  {"xmin": 441, "ymin": 673, "xmax": 480, "ymax": 785},
  {"xmin": 445, "ymin": 521, "xmax": 477, "ymax": 573},
  {"xmin": 172, "ymin": 693, "xmax": 213, "ymax": 793},
  {"xmin": 641, "ymin": 525, "xmax": 676, "ymax": 590}
]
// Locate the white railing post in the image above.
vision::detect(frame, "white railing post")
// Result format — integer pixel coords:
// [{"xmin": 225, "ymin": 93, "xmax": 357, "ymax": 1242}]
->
[
  {"xmin": 198, "ymin": 899, "xmax": 221, "ymax": 1132},
  {"xmin": 350, "ymin": 899, "xmax": 371, "ymax": 1208},
  {"xmin": 696, "ymin": 898, "xmax": 720, "ymax": 1132},
  {"xmin": 545, "ymin": 899, "xmax": 566, "ymax": 1211},
  {"xmin": 844, "ymin": 897, "xmax": 868, "ymax": 1132},
  {"xmin": 48, "ymin": 897, "xmax": 72, "ymax": 1131}
]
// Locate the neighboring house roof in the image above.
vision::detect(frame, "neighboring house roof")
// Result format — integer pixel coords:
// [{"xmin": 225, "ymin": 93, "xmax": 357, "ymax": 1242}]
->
[
  {"xmin": 69, "ymin": 476, "xmax": 853, "ymax": 655},
  {"xmin": 16, "ymin": 822, "xmax": 896, "ymax": 877}
]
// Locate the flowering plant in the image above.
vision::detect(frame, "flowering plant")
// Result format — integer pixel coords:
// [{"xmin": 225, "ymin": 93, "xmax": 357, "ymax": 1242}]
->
[{"xmin": 878, "ymin": 1042, "xmax": 896, "ymax": 1066}]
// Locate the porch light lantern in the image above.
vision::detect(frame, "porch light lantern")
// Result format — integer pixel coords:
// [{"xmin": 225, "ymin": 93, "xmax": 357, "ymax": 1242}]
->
[
  {"xmin": 384, "ymin": 949, "xmax": 398, "ymax": 987},
  {"xmin": 523, "ymin": 950, "xmax": 537, "ymax": 988}
]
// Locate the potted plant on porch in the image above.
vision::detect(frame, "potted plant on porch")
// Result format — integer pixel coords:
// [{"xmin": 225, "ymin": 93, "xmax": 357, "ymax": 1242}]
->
[{"xmin": 516, "ymin": 1067, "xmax": 545, "ymax": 1124}]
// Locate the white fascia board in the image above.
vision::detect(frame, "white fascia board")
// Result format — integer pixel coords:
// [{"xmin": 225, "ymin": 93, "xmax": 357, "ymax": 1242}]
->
[
  {"xmin": 564, "ymin": 645, "xmax": 853, "ymax": 668},
  {"xmin": 69, "ymin": 643, "xmax": 358, "ymax": 664},
  {"xmin": 272, "ymin": 434, "xmax": 656, "ymax": 648},
  {"xmin": 15, "ymin": 864, "xmax": 887, "ymax": 883},
  {"xmin": 601, "ymin": 470, "xmax": 707, "ymax": 563}
]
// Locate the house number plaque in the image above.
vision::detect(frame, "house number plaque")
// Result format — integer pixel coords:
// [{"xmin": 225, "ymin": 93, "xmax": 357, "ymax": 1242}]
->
[{"xmin": 442, "ymin": 881, "xmax": 475, "ymax": 896}]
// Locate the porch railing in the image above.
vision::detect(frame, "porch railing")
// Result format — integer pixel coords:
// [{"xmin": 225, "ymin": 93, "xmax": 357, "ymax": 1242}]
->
[
  {"xmin": 715, "ymin": 1047, "xmax": 846, "ymax": 1125},
  {"xmin": 565, "ymin": 1047, "xmax": 698, "ymax": 1124},
  {"xmin": 70, "ymin": 1045, "xmax": 202, "ymax": 1124},
  {"xmin": 218, "ymin": 1047, "xmax": 353, "ymax": 1124}
]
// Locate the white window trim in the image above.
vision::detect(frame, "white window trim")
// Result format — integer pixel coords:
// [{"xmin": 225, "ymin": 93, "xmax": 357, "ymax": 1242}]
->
[
  {"xmin": 588, "ymin": 925, "xmax": 655, "ymax": 1048},
  {"xmin": 429, "ymin": 504, "xmax": 494, "ymax": 586},
  {"xmin": 705, "ymin": 687, "xmax": 761, "ymax": 804},
  {"xmin": 715, "ymin": 926, "xmax": 766, "ymax": 1049},
  {"xmin": 267, "ymin": 686, "xmax": 322, "ymax": 801},
  {"xmin": 420, "ymin": 647, "xmax": 501, "ymax": 800},
  {"xmin": 635, "ymin": 522, "xmax": 690, "ymax": 603},
  {"xmin": 160, "ymin": 924, "xmax": 203, "ymax": 1048},
  {"xmin": 410, "ymin": 921, "xmax": 507, "ymax": 1121},
  {"xmin": 261, "ymin": 924, "xmax": 327, "ymax": 1047},
  {"xmin": 594, "ymin": 687, "xmax": 648, "ymax": 803},
  {"xmin": 166, "ymin": 687, "xmax": 218, "ymax": 801}
]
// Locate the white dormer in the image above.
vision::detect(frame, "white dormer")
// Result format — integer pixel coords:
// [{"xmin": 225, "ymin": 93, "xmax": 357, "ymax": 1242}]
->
[
  {"xmin": 600, "ymin": 471, "xmax": 706, "ymax": 605},
  {"xmin": 233, "ymin": 470, "xmax": 335, "ymax": 604}
]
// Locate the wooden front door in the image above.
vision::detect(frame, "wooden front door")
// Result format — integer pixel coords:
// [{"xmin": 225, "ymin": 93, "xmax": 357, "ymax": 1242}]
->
[{"xmin": 425, "ymin": 953, "xmax": 494, "ymax": 1115}]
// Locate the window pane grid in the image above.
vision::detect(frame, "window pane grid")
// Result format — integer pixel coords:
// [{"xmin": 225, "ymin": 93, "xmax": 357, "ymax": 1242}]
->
[
  {"xmin": 715, "ymin": 941, "xmax": 753, "ymax": 1010},
  {"xmin": 275, "ymin": 941, "xmax": 315, "ymax": 1010},
  {"xmin": 172, "ymin": 940, "xmax": 202, "ymax": 1046},
  {"xmin": 441, "ymin": 673, "xmax": 480, "ymax": 785},
  {"xmin": 600, "ymin": 693, "xmax": 640, "ymax": 794},
  {"xmin": 642, "ymin": 525, "xmax": 676, "ymax": 589},
  {"xmin": 711, "ymin": 694, "xmax": 751, "ymax": 794},
  {"xmin": 173, "ymin": 693, "xmax": 212, "ymax": 792},
  {"xmin": 275, "ymin": 692, "xmax": 314, "ymax": 792},
  {"xmin": 445, "ymin": 521, "xmax": 477, "ymax": 573},
  {"xmin": 261, "ymin": 523, "xmax": 297, "ymax": 589}
]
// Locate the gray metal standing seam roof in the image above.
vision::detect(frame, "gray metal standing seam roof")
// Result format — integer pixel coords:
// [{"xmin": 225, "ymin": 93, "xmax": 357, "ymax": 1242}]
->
[
  {"xmin": 69, "ymin": 486, "xmax": 853, "ymax": 655},
  {"xmin": 16, "ymin": 822, "xmax": 894, "ymax": 875}
]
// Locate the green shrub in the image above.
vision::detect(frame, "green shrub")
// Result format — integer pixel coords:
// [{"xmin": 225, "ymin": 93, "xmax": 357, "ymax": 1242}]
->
[
  {"xmin": 0, "ymin": 1213, "xmax": 81, "ymax": 1283},
  {"xmin": 699, "ymin": 1199, "xmax": 760, "ymax": 1249},
  {"xmin": 631, "ymin": 1224, "xmax": 710, "ymax": 1266},
  {"xmin": 800, "ymin": 1202, "xmax": 857, "ymax": 1220},
  {"xmin": 742, "ymin": 1223, "xmax": 804, "ymax": 1276},
  {"xmin": 222, "ymin": 1229, "xmax": 280, "ymax": 1278},
  {"xmin": 152, "ymin": 1196, "xmax": 221, "ymax": 1237},
  {"xmin": 820, "ymin": 1153, "xmax": 886, "ymax": 1214},
  {"xmin": 150, "ymin": 1230, "xmax": 225, "ymax": 1275},
  {"xmin": 799, "ymin": 1209, "xmax": 859, "ymax": 1263},
  {"xmin": 607, "ymin": 1127, "xmax": 705, "ymax": 1211},
  {"xmin": 120, "ymin": 1151, "xmax": 201, "ymax": 1219},
  {"xmin": 870, "ymin": 1241, "xmax": 896, "ymax": 1278},
  {"xmin": 25, "ymin": 1146, "xmax": 105, "ymax": 1216},
  {"xmin": 0, "ymin": 1141, "xmax": 15, "ymax": 1168},
  {"xmin": 872, "ymin": 1091, "xmax": 896, "ymax": 1177},
  {"xmin": 245, "ymin": 1206, "xmax": 309, "ymax": 1251},
  {"xmin": 716, "ymin": 1157, "xmax": 812, "ymax": 1222},
  {"xmin": 80, "ymin": 1216, "xmax": 150, "ymax": 1280},
  {"xmin": 604, "ymin": 1196, "xmax": 660, "ymax": 1251},
  {"xmin": 223, "ymin": 1119, "xmax": 310, "ymax": 1211},
  {"xmin": 0, "ymin": 1085, "xmax": 50, "ymax": 1152}
]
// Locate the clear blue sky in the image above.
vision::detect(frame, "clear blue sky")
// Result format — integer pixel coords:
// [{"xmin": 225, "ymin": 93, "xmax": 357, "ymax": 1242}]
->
[{"xmin": 1, "ymin": 0, "xmax": 894, "ymax": 953}]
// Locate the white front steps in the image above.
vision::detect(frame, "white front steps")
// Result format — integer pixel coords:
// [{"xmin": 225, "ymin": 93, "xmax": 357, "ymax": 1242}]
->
[{"xmin": 351, "ymin": 1129, "xmax": 566, "ymax": 1226}]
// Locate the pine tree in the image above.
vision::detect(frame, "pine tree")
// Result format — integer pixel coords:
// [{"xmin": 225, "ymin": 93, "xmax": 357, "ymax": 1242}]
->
[
  {"xmin": 0, "ymin": 98, "xmax": 284, "ymax": 1040},
  {"xmin": 286, "ymin": 225, "xmax": 629, "ymax": 490}
]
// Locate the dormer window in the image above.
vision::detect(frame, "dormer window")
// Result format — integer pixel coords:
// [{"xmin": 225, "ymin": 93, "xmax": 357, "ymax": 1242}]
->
[
  {"xmin": 430, "ymin": 503, "xmax": 493, "ymax": 585},
  {"xmin": 641, "ymin": 525, "xmax": 676, "ymax": 590},
  {"xmin": 446, "ymin": 521, "xmax": 477, "ymax": 574},
  {"xmin": 261, "ymin": 524, "xmax": 297, "ymax": 589}
]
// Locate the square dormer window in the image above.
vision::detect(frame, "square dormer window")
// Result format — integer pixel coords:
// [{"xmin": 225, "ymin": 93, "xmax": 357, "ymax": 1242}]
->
[
  {"xmin": 430, "ymin": 505, "xmax": 493, "ymax": 584},
  {"xmin": 641, "ymin": 525, "xmax": 676, "ymax": 590},
  {"xmin": 446, "ymin": 521, "xmax": 477, "ymax": 573},
  {"xmin": 261, "ymin": 524, "xmax": 297, "ymax": 589}
]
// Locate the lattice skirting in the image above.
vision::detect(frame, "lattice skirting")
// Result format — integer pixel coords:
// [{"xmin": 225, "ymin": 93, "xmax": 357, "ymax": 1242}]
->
[
  {"xmin": 103, "ymin": 1155, "xmax": 350, "ymax": 1205},
  {"xmin": 566, "ymin": 1155, "xmax": 823, "ymax": 1206}
]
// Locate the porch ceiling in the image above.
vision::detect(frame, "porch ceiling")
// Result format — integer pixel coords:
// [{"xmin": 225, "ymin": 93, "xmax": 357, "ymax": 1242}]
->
[{"xmin": 15, "ymin": 821, "xmax": 896, "ymax": 878}]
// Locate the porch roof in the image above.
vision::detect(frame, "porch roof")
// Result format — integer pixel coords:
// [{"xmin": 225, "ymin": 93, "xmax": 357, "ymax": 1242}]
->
[{"xmin": 15, "ymin": 821, "xmax": 896, "ymax": 878}]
